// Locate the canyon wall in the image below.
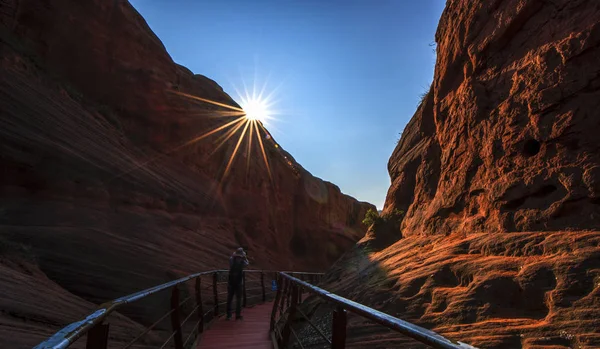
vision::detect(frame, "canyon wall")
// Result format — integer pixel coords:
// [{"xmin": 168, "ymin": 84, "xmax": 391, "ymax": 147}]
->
[
  {"xmin": 0, "ymin": 0, "xmax": 373, "ymax": 346},
  {"xmin": 386, "ymin": 0, "xmax": 600, "ymax": 236},
  {"xmin": 317, "ymin": 1, "xmax": 600, "ymax": 348}
]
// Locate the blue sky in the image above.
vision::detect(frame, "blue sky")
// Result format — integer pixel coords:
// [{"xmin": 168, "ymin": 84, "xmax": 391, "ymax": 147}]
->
[{"xmin": 130, "ymin": 0, "xmax": 446, "ymax": 209}]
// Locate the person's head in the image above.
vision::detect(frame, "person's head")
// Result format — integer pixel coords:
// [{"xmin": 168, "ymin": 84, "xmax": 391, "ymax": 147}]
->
[{"xmin": 233, "ymin": 247, "xmax": 246, "ymax": 257}]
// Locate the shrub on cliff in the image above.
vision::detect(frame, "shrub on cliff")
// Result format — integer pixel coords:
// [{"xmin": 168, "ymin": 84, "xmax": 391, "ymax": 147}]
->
[
  {"xmin": 360, "ymin": 208, "xmax": 405, "ymax": 251},
  {"xmin": 362, "ymin": 208, "xmax": 405, "ymax": 228},
  {"xmin": 362, "ymin": 208, "xmax": 380, "ymax": 226}
]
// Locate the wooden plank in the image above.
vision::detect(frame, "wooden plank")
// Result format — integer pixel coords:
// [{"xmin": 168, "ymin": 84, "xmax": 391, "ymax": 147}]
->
[{"xmin": 197, "ymin": 301, "xmax": 273, "ymax": 349}]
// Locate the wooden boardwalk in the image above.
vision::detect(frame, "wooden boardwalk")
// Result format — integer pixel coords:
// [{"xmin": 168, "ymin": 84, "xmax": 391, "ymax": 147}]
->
[{"xmin": 197, "ymin": 302, "xmax": 273, "ymax": 349}]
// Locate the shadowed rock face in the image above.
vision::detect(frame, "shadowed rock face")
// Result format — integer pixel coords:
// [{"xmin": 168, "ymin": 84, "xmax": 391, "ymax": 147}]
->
[
  {"xmin": 317, "ymin": 0, "xmax": 600, "ymax": 348},
  {"xmin": 0, "ymin": 0, "xmax": 374, "ymax": 346}
]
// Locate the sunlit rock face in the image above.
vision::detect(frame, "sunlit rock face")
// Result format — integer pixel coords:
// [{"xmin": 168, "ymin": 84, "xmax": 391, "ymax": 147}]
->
[
  {"xmin": 318, "ymin": 0, "xmax": 600, "ymax": 348},
  {"xmin": 0, "ymin": 0, "xmax": 374, "ymax": 346},
  {"xmin": 387, "ymin": 0, "xmax": 600, "ymax": 236}
]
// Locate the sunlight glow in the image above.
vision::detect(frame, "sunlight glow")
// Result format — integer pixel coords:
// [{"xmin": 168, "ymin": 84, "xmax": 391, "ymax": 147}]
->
[
  {"xmin": 241, "ymin": 98, "xmax": 269, "ymax": 122},
  {"xmin": 111, "ymin": 76, "xmax": 282, "ymax": 187},
  {"xmin": 170, "ymin": 77, "xmax": 281, "ymax": 183}
]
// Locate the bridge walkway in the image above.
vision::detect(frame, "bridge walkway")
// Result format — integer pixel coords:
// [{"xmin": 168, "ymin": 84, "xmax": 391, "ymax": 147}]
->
[{"xmin": 197, "ymin": 302, "xmax": 273, "ymax": 349}]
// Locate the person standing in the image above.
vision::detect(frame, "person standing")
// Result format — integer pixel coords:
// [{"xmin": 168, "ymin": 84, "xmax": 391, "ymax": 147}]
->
[{"xmin": 226, "ymin": 247, "xmax": 249, "ymax": 320}]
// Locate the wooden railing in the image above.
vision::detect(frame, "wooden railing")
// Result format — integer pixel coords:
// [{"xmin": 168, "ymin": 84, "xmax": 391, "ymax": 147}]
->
[
  {"xmin": 270, "ymin": 272, "xmax": 478, "ymax": 349},
  {"xmin": 34, "ymin": 270, "xmax": 319, "ymax": 349},
  {"xmin": 36, "ymin": 270, "xmax": 478, "ymax": 349}
]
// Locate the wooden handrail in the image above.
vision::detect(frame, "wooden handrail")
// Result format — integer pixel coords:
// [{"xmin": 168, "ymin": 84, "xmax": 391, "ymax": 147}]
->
[
  {"xmin": 34, "ymin": 269, "xmax": 315, "ymax": 349},
  {"xmin": 272, "ymin": 272, "xmax": 478, "ymax": 349}
]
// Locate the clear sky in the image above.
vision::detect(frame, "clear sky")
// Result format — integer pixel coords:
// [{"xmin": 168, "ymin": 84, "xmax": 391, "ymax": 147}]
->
[{"xmin": 130, "ymin": 0, "xmax": 446, "ymax": 209}]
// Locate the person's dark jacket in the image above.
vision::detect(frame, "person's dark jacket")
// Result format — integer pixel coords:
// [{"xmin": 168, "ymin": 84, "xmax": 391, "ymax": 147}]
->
[{"xmin": 228, "ymin": 252, "xmax": 249, "ymax": 285}]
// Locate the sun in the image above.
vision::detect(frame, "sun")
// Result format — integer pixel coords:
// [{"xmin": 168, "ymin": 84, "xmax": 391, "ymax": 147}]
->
[
  {"xmin": 241, "ymin": 97, "xmax": 269, "ymax": 122},
  {"xmin": 126, "ymin": 74, "xmax": 282, "ymax": 184}
]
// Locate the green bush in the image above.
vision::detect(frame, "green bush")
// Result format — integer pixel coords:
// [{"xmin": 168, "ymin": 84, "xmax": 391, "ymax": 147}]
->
[
  {"xmin": 382, "ymin": 208, "xmax": 405, "ymax": 223},
  {"xmin": 362, "ymin": 208, "xmax": 405, "ymax": 227},
  {"xmin": 362, "ymin": 208, "xmax": 380, "ymax": 226}
]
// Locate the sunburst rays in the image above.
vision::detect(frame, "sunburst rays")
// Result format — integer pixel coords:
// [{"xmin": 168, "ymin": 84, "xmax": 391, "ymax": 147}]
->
[
  {"xmin": 108, "ymin": 74, "xmax": 280, "ymax": 189},
  {"xmin": 171, "ymin": 88, "xmax": 277, "ymax": 183}
]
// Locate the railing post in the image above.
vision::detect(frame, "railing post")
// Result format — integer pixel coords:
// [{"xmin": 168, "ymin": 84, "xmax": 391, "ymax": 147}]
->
[
  {"xmin": 331, "ymin": 306, "xmax": 347, "ymax": 349},
  {"xmin": 280, "ymin": 284, "xmax": 298, "ymax": 348},
  {"xmin": 279, "ymin": 277, "xmax": 288, "ymax": 318},
  {"xmin": 286, "ymin": 281, "xmax": 292, "ymax": 309},
  {"xmin": 243, "ymin": 271, "xmax": 247, "ymax": 308},
  {"xmin": 86, "ymin": 322, "xmax": 109, "ymax": 349},
  {"xmin": 261, "ymin": 271, "xmax": 266, "ymax": 302},
  {"xmin": 195, "ymin": 277, "xmax": 204, "ymax": 334},
  {"xmin": 213, "ymin": 272, "xmax": 219, "ymax": 316},
  {"xmin": 270, "ymin": 274, "xmax": 283, "ymax": 331},
  {"xmin": 170, "ymin": 286, "xmax": 184, "ymax": 349}
]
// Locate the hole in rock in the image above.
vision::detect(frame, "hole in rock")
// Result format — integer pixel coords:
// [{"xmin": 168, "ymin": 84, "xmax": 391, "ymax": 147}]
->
[
  {"xmin": 504, "ymin": 197, "xmax": 526, "ymax": 210},
  {"xmin": 532, "ymin": 184, "xmax": 557, "ymax": 197},
  {"xmin": 523, "ymin": 139, "xmax": 541, "ymax": 157}
]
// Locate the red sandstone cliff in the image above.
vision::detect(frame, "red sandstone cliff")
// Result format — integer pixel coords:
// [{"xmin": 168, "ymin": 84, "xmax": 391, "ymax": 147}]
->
[
  {"xmin": 0, "ymin": 0, "xmax": 373, "ymax": 346},
  {"xmin": 317, "ymin": 1, "xmax": 600, "ymax": 348}
]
